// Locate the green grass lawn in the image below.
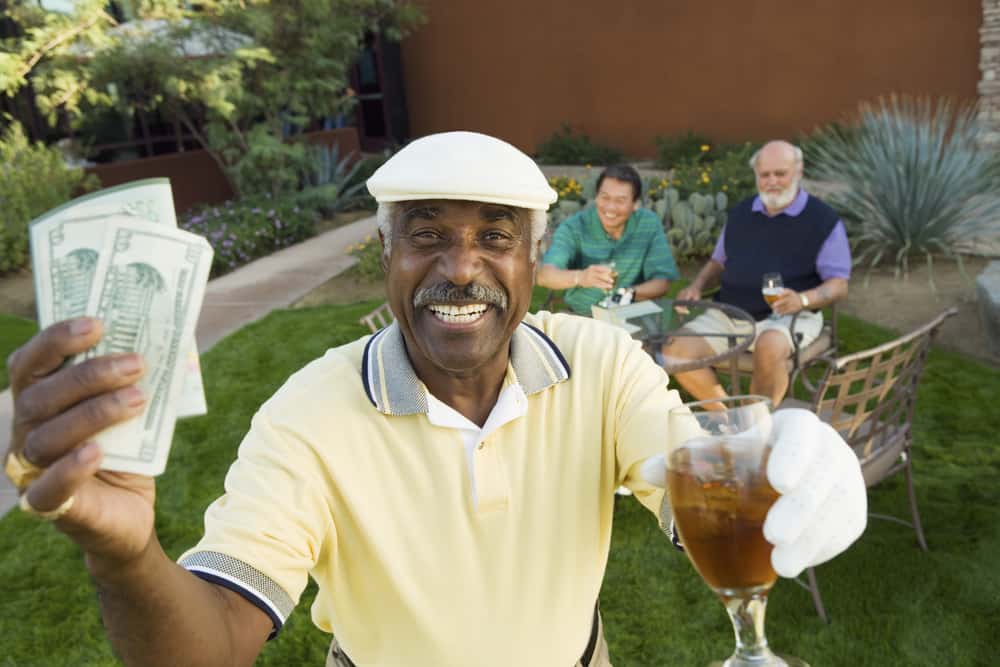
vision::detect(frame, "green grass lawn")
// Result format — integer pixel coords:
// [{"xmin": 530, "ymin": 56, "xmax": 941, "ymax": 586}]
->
[
  {"xmin": 0, "ymin": 302, "xmax": 997, "ymax": 666},
  {"xmin": 0, "ymin": 313, "xmax": 38, "ymax": 390}
]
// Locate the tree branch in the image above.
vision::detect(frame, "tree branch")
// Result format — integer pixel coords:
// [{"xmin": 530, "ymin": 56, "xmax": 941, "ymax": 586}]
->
[{"xmin": 17, "ymin": 11, "xmax": 115, "ymax": 80}]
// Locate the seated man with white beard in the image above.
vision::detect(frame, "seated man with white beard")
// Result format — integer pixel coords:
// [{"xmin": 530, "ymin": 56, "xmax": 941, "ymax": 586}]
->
[{"xmin": 661, "ymin": 140, "xmax": 850, "ymax": 406}]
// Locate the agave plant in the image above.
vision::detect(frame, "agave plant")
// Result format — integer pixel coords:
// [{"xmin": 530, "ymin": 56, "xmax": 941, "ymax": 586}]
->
[
  {"xmin": 299, "ymin": 143, "xmax": 369, "ymax": 215},
  {"xmin": 810, "ymin": 96, "xmax": 1000, "ymax": 288}
]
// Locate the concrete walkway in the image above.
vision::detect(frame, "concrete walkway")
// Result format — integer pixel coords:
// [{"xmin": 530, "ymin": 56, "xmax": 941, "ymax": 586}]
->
[{"xmin": 0, "ymin": 214, "xmax": 379, "ymax": 517}]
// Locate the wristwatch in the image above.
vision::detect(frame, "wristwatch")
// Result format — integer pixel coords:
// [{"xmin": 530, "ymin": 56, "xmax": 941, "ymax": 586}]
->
[{"xmin": 799, "ymin": 292, "xmax": 810, "ymax": 308}]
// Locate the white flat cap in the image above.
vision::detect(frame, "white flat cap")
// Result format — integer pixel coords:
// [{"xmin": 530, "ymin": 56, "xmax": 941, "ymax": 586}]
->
[{"xmin": 366, "ymin": 131, "xmax": 557, "ymax": 211}]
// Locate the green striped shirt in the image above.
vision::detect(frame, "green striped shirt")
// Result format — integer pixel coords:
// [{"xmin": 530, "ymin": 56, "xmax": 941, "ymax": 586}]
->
[{"xmin": 542, "ymin": 206, "xmax": 679, "ymax": 315}]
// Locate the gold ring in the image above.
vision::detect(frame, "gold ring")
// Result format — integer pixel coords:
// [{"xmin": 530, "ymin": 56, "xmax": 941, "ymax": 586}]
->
[
  {"xmin": 19, "ymin": 493, "xmax": 75, "ymax": 521},
  {"xmin": 4, "ymin": 450, "xmax": 44, "ymax": 491}
]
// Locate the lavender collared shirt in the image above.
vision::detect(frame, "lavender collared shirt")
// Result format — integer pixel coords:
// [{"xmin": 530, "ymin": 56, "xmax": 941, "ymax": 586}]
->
[{"xmin": 710, "ymin": 189, "xmax": 851, "ymax": 280}]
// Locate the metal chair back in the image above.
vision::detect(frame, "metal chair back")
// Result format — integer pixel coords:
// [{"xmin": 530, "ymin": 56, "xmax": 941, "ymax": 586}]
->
[{"xmin": 782, "ymin": 307, "xmax": 957, "ymax": 622}]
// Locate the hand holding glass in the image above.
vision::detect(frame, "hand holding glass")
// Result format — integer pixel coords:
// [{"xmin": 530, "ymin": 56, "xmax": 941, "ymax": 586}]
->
[
  {"xmin": 761, "ymin": 273, "xmax": 783, "ymax": 320},
  {"xmin": 666, "ymin": 395, "xmax": 808, "ymax": 667}
]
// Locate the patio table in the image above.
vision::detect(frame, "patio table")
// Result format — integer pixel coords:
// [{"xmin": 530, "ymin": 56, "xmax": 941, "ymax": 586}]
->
[{"xmin": 598, "ymin": 298, "xmax": 756, "ymax": 389}]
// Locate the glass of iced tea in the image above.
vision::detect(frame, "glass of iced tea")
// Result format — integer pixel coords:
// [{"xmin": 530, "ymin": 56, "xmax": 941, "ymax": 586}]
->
[
  {"xmin": 761, "ymin": 273, "xmax": 783, "ymax": 320},
  {"xmin": 666, "ymin": 395, "xmax": 808, "ymax": 667}
]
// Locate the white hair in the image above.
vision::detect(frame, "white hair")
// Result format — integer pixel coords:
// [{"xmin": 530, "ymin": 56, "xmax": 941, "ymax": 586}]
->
[
  {"xmin": 749, "ymin": 142, "xmax": 804, "ymax": 170},
  {"xmin": 376, "ymin": 202, "xmax": 548, "ymax": 261}
]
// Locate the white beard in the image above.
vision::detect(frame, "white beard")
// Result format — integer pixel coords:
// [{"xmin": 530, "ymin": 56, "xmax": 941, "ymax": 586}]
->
[{"xmin": 760, "ymin": 180, "xmax": 799, "ymax": 211}]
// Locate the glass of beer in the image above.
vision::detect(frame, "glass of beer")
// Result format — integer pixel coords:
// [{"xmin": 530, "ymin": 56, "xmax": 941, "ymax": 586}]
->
[
  {"xmin": 598, "ymin": 260, "xmax": 618, "ymax": 307},
  {"xmin": 666, "ymin": 395, "xmax": 808, "ymax": 667},
  {"xmin": 761, "ymin": 273, "xmax": 783, "ymax": 320}
]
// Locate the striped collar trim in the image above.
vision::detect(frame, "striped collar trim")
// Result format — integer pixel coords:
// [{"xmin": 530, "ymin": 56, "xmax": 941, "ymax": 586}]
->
[{"xmin": 361, "ymin": 320, "xmax": 571, "ymax": 416}]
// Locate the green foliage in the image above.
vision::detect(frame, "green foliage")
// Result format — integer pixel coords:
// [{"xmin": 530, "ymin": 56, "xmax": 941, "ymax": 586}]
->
[
  {"xmin": 347, "ymin": 234, "xmax": 385, "ymax": 281},
  {"xmin": 226, "ymin": 125, "xmax": 310, "ymax": 198},
  {"xmin": 795, "ymin": 120, "xmax": 862, "ymax": 169},
  {"xmin": 810, "ymin": 96, "xmax": 1000, "ymax": 282},
  {"xmin": 1, "ymin": 306, "xmax": 999, "ymax": 665},
  {"xmin": 0, "ymin": 122, "xmax": 98, "ymax": 274},
  {"xmin": 179, "ymin": 195, "xmax": 318, "ymax": 277},
  {"xmin": 653, "ymin": 130, "xmax": 713, "ymax": 169},
  {"xmin": 0, "ymin": 313, "xmax": 38, "ymax": 391},
  {"xmin": 668, "ymin": 142, "xmax": 758, "ymax": 205},
  {"xmin": 2, "ymin": 1, "xmax": 425, "ymax": 197},
  {"xmin": 297, "ymin": 143, "xmax": 369, "ymax": 215},
  {"xmin": 663, "ymin": 189, "xmax": 728, "ymax": 261},
  {"xmin": 340, "ymin": 150, "xmax": 395, "ymax": 211},
  {"xmin": 535, "ymin": 123, "xmax": 624, "ymax": 165}
]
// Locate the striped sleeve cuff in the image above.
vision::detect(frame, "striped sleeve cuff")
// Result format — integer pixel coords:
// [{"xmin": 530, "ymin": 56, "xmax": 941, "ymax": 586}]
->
[{"xmin": 180, "ymin": 551, "xmax": 295, "ymax": 639}]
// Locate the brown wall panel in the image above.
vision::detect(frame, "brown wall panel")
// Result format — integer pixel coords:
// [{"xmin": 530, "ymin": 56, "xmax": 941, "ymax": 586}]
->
[
  {"xmin": 85, "ymin": 128, "xmax": 361, "ymax": 214},
  {"xmin": 400, "ymin": 1, "xmax": 981, "ymax": 158}
]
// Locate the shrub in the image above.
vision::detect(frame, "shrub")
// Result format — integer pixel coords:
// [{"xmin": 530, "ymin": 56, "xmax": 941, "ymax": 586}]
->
[
  {"xmin": 653, "ymin": 130, "xmax": 713, "ymax": 169},
  {"xmin": 664, "ymin": 142, "xmax": 758, "ymax": 206},
  {"xmin": 547, "ymin": 175, "xmax": 586, "ymax": 203},
  {"xmin": 535, "ymin": 123, "xmax": 624, "ymax": 165},
  {"xmin": 348, "ymin": 235, "xmax": 384, "ymax": 281},
  {"xmin": 224, "ymin": 126, "xmax": 310, "ymax": 199},
  {"xmin": 179, "ymin": 196, "xmax": 318, "ymax": 277},
  {"xmin": 0, "ymin": 123, "xmax": 98, "ymax": 274},
  {"xmin": 810, "ymin": 96, "xmax": 1000, "ymax": 282}
]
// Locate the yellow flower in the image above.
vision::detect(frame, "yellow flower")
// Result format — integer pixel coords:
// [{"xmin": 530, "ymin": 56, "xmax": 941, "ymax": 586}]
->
[
  {"xmin": 585, "ymin": 164, "xmax": 592, "ymax": 169},
  {"xmin": 700, "ymin": 144, "xmax": 710, "ymax": 152}
]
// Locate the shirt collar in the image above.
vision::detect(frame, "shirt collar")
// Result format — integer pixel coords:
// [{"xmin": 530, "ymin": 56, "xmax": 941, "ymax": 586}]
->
[
  {"xmin": 361, "ymin": 320, "xmax": 572, "ymax": 416},
  {"xmin": 751, "ymin": 188, "xmax": 809, "ymax": 217}
]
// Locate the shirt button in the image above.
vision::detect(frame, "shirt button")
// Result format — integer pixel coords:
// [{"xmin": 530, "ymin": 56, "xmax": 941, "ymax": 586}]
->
[{"xmin": 478, "ymin": 442, "xmax": 486, "ymax": 450}]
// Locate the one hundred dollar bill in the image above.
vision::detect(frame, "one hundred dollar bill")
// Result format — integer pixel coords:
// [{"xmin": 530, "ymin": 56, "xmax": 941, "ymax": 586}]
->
[
  {"xmin": 29, "ymin": 179, "xmax": 208, "ymax": 417},
  {"xmin": 79, "ymin": 216, "xmax": 213, "ymax": 476}
]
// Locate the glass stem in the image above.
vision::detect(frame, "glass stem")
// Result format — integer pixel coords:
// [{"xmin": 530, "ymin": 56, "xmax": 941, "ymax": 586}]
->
[{"xmin": 720, "ymin": 590, "xmax": 780, "ymax": 665}]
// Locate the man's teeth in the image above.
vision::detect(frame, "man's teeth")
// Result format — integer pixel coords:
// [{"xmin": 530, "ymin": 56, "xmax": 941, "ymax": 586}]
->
[{"xmin": 428, "ymin": 303, "xmax": 489, "ymax": 322}]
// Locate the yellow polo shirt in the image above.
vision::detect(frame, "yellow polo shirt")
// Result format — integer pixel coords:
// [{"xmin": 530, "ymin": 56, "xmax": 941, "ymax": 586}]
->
[{"xmin": 179, "ymin": 311, "xmax": 682, "ymax": 666}]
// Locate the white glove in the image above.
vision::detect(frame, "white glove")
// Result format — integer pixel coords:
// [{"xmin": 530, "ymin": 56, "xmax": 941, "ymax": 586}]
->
[
  {"xmin": 763, "ymin": 408, "xmax": 867, "ymax": 577},
  {"xmin": 639, "ymin": 408, "xmax": 867, "ymax": 578}
]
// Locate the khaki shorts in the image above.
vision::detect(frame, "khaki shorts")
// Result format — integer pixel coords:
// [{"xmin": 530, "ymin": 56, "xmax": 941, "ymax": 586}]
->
[
  {"xmin": 325, "ymin": 613, "xmax": 613, "ymax": 667},
  {"xmin": 683, "ymin": 307, "xmax": 824, "ymax": 356}
]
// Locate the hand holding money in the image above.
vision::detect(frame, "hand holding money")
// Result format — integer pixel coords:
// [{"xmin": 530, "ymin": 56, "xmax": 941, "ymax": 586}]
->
[{"xmin": 6, "ymin": 317, "xmax": 157, "ymax": 564}]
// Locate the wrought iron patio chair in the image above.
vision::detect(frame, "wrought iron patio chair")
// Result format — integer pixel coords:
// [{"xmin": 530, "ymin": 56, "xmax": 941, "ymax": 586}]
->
[
  {"xmin": 779, "ymin": 307, "xmax": 958, "ymax": 622},
  {"xmin": 359, "ymin": 301, "xmax": 394, "ymax": 333}
]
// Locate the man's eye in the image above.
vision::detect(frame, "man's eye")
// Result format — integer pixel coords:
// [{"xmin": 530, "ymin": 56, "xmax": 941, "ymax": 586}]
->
[
  {"xmin": 482, "ymin": 230, "xmax": 516, "ymax": 247},
  {"xmin": 409, "ymin": 229, "xmax": 443, "ymax": 244}
]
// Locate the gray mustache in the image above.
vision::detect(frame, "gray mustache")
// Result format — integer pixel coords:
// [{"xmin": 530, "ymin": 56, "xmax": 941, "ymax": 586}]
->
[{"xmin": 413, "ymin": 282, "xmax": 508, "ymax": 311}]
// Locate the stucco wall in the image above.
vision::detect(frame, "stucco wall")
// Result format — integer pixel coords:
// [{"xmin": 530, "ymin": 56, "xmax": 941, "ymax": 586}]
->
[{"xmin": 400, "ymin": 1, "xmax": 981, "ymax": 157}]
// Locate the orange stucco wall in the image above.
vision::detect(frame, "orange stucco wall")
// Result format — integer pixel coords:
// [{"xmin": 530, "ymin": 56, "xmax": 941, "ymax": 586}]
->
[{"xmin": 399, "ymin": 1, "xmax": 981, "ymax": 157}]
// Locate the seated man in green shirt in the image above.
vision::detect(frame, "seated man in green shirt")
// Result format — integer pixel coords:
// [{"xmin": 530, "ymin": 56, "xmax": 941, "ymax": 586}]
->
[{"xmin": 537, "ymin": 164, "xmax": 680, "ymax": 314}]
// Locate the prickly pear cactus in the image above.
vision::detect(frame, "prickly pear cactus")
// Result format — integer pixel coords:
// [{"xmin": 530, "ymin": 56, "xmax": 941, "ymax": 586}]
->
[{"xmin": 665, "ymin": 191, "xmax": 727, "ymax": 261}]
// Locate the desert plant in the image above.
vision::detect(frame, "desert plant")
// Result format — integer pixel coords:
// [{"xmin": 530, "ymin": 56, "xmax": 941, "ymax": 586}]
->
[
  {"xmin": 535, "ymin": 123, "xmax": 624, "ymax": 165},
  {"xmin": 653, "ymin": 130, "xmax": 713, "ymax": 169},
  {"xmin": 664, "ymin": 188, "xmax": 728, "ymax": 261},
  {"xmin": 796, "ymin": 120, "xmax": 862, "ymax": 168},
  {"xmin": 297, "ymin": 143, "xmax": 369, "ymax": 215},
  {"xmin": 810, "ymin": 96, "xmax": 1000, "ymax": 285},
  {"xmin": 0, "ymin": 123, "xmax": 98, "ymax": 274}
]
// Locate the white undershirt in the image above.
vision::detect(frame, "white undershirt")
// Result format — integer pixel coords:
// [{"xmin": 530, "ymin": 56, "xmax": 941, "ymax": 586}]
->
[{"xmin": 424, "ymin": 383, "xmax": 527, "ymax": 506}]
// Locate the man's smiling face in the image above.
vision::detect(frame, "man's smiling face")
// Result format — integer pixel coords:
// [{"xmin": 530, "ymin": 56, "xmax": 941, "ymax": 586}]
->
[{"xmin": 384, "ymin": 199, "xmax": 536, "ymax": 379}]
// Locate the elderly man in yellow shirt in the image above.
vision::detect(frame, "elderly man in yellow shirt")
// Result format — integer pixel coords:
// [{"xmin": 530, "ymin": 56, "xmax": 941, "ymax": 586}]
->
[{"xmin": 4, "ymin": 131, "xmax": 866, "ymax": 667}]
